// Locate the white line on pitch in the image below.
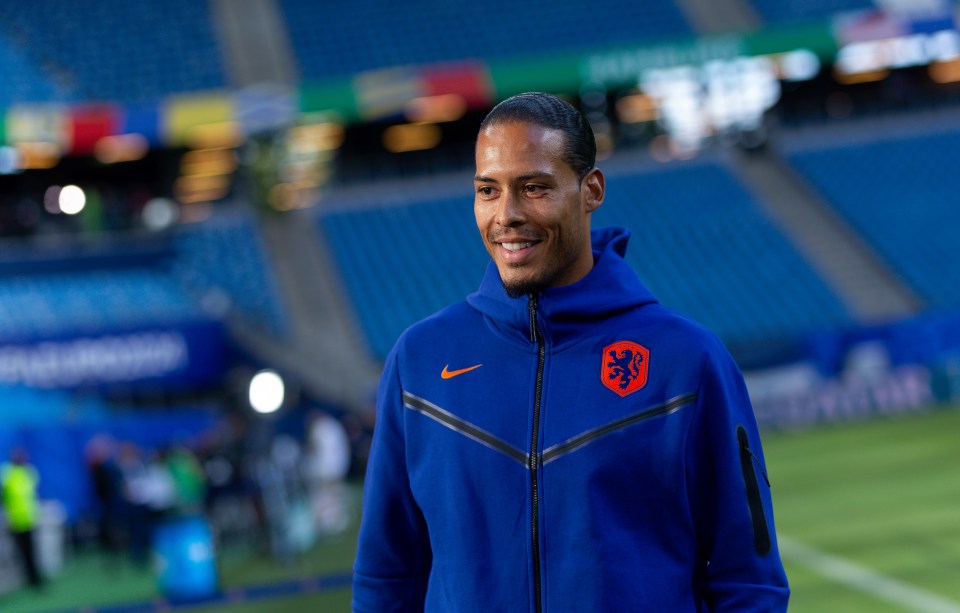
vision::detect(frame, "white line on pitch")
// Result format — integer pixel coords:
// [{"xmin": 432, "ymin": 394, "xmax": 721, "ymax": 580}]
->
[{"xmin": 779, "ymin": 536, "xmax": 960, "ymax": 613}]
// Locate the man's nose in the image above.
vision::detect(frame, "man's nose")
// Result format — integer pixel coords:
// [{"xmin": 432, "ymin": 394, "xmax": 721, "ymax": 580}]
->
[{"xmin": 495, "ymin": 189, "xmax": 525, "ymax": 227}]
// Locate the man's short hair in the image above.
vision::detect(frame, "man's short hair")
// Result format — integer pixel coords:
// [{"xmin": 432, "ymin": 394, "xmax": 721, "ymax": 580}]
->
[{"xmin": 479, "ymin": 92, "xmax": 596, "ymax": 180}]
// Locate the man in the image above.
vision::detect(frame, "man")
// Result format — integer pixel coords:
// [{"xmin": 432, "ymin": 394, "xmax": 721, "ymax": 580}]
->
[
  {"xmin": 1, "ymin": 447, "xmax": 43, "ymax": 588},
  {"xmin": 353, "ymin": 92, "xmax": 789, "ymax": 611}
]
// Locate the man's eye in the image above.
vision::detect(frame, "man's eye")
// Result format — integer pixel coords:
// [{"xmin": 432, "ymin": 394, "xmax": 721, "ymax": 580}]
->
[
  {"xmin": 477, "ymin": 186, "xmax": 496, "ymax": 197},
  {"xmin": 523, "ymin": 184, "xmax": 545, "ymax": 194}
]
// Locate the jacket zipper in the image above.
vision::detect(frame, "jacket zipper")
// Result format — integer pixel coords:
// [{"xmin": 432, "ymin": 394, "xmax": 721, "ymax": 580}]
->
[{"xmin": 528, "ymin": 295, "xmax": 545, "ymax": 613}]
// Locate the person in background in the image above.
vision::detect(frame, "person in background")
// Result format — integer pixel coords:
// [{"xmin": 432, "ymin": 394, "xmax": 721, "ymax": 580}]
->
[
  {"xmin": 303, "ymin": 410, "xmax": 352, "ymax": 535},
  {"xmin": 1, "ymin": 447, "xmax": 43, "ymax": 588},
  {"xmin": 165, "ymin": 444, "xmax": 208, "ymax": 515},
  {"xmin": 86, "ymin": 435, "xmax": 126, "ymax": 563}
]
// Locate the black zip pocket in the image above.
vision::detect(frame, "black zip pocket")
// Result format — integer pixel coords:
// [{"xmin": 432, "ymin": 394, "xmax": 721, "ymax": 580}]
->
[{"xmin": 737, "ymin": 425, "xmax": 771, "ymax": 556}]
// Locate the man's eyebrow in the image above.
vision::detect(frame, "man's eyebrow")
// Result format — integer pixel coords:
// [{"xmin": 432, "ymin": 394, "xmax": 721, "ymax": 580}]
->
[{"xmin": 473, "ymin": 173, "xmax": 554, "ymax": 183}]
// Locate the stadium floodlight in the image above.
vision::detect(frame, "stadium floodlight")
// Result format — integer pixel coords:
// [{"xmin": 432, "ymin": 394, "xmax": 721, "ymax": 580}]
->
[
  {"xmin": 248, "ymin": 369, "xmax": 285, "ymax": 414},
  {"xmin": 142, "ymin": 197, "xmax": 179, "ymax": 230},
  {"xmin": 59, "ymin": 185, "xmax": 86, "ymax": 215},
  {"xmin": 779, "ymin": 50, "xmax": 821, "ymax": 82},
  {"xmin": 640, "ymin": 56, "xmax": 780, "ymax": 153}
]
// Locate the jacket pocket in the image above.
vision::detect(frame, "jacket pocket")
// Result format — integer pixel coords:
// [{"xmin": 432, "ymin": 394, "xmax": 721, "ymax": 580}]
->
[{"xmin": 737, "ymin": 425, "xmax": 771, "ymax": 556}]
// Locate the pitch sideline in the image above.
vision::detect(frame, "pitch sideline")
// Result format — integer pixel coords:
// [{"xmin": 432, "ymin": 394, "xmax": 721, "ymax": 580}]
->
[{"xmin": 779, "ymin": 536, "xmax": 960, "ymax": 613}]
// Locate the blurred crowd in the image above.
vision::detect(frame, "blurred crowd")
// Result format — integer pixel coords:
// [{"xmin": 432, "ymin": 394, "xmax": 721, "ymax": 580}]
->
[
  {"xmin": 82, "ymin": 408, "xmax": 369, "ymax": 567},
  {"xmin": 0, "ymin": 406, "xmax": 371, "ymax": 593}
]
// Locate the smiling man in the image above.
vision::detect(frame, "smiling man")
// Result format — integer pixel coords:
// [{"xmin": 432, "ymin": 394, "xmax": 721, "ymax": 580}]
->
[{"xmin": 353, "ymin": 93, "xmax": 789, "ymax": 612}]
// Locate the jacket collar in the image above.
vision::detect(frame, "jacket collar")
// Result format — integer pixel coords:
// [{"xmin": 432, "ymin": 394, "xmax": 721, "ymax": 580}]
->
[{"xmin": 466, "ymin": 227, "xmax": 658, "ymax": 347}]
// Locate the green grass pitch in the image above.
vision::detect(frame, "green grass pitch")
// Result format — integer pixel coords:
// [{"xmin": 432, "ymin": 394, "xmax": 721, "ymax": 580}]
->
[{"xmin": 766, "ymin": 404, "xmax": 960, "ymax": 612}]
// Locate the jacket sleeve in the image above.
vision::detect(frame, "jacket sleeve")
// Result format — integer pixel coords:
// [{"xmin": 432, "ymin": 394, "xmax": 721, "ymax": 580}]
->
[
  {"xmin": 686, "ymin": 339, "xmax": 790, "ymax": 612},
  {"xmin": 352, "ymin": 346, "xmax": 432, "ymax": 612}
]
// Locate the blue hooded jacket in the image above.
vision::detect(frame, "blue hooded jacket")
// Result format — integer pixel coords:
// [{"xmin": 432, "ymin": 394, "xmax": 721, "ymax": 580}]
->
[{"xmin": 353, "ymin": 227, "xmax": 790, "ymax": 612}]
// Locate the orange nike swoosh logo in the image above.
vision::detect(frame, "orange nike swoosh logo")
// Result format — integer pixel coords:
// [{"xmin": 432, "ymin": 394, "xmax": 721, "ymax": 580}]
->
[{"xmin": 441, "ymin": 363, "xmax": 483, "ymax": 379}]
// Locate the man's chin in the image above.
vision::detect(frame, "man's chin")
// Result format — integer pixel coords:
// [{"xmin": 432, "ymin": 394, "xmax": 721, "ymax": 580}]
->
[{"xmin": 500, "ymin": 275, "xmax": 546, "ymax": 299}]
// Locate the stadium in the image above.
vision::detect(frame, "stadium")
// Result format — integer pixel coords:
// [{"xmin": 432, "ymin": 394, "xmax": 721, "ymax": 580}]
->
[{"xmin": 1, "ymin": 0, "xmax": 960, "ymax": 610}]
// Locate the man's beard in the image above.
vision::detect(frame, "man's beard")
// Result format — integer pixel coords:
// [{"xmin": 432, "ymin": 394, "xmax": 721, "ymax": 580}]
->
[{"xmin": 502, "ymin": 276, "xmax": 547, "ymax": 299}]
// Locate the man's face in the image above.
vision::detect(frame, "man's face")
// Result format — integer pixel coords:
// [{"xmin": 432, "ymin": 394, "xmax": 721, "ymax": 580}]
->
[{"xmin": 474, "ymin": 121, "xmax": 603, "ymax": 298}]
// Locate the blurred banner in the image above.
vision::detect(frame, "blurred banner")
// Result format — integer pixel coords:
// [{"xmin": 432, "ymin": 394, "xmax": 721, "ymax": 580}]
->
[
  {"xmin": 747, "ymin": 308, "xmax": 960, "ymax": 430},
  {"xmin": 0, "ymin": 320, "xmax": 227, "ymax": 390}
]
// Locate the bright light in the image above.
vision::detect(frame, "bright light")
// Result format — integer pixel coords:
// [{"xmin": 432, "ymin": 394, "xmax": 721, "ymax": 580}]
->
[
  {"xmin": 16, "ymin": 142, "xmax": 61, "ymax": 170},
  {"xmin": 180, "ymin": 148, "xmax": 237, "ymax": 176},
  {"xmin": 404, "ymin": 94, "xmax": 468, "ymax": 123},
  {"xmin": 930, "ymin": 57, "xmax": 960, "ymax": 83},
  {"xmin": 640, "ymin": 57, "xmax": 780, "ymax": 152},
  {"xmin": 94, "ymin": 133, "xmax": 149, "ymax": 164},
  {"xmin": 615, "ymin": 93, "xmax": 658, "ymax": 123},
  {"xmin": 185, "ymin": 121, "xmax": 244, "ymax": 149},
  {"xmin": 835, "ymin": 30, "xmax": 960, "ymax": 78},
  {"xmin": 287, "ymin": 121, "xmax": 345, "ymax": 154},
  {"xmin": 779, "ymin": 50, "xmax": 821, "ymax": 81},
  {"xmin": 59, "ymin": 185, "xmax": 86, "ymax": 215},
  {"xmin": 383, "ymin": 123, "xmax": 442, "ymax": 153},
  {"xmin": 142, "ymin": 197, "xmax": 179, "ymax": 230},
  {"xmin": 0, "ymin": 147, "xmax": 18, "ymax": 174},
  {"xmin": 248, "ymin": 369, "xmax": 285, "ymax": 414}
]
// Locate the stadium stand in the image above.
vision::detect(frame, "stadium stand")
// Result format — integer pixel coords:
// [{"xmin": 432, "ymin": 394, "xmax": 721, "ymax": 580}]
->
[
  {"xmin": 172, "ymin": 213, "xmax": 289, "ymax": 336},
  {"xmin": 0, "ymin": 32, "xmax": 61, "ymax": 108},
  {"xmin": 596, "ymin": 162, "xmax": 852, "ymax": 347},
  {"xmin": 320, "ymin": 195, "xmax": 488, "ymax": 359},
  {"xmin": 0, "ymin": 269, "xmax": 200, "ymax": 339},
  {"xmin": 318, "ymin": 160, "xmax": 852, "ymax": 363},
  {"xmin": 279, "ymin": 0, "xmax": 693, "ymax": 81},
  {"xmin": 748, "ymin": 0, "xmax": 875, "ymax": 24},
  {"xmin": 0, "ymin": 0, "xmax": 226, "ymax": 104},
  {"xmin": 787, "ymin": 129, "xmax": 960, "ymax": 312},
  {"xmin": 0, "ymin": 213, "xmax": 287, "ymax": 340}
]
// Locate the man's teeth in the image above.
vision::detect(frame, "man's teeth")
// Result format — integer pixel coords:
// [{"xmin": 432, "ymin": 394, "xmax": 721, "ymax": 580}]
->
[{"xmin": 502, "ymin": 242, "xmax": 533, "ymax": 252}]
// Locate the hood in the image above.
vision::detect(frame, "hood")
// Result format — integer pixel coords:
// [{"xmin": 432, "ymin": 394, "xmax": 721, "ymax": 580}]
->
[{"xmin": 466, "ymin": 226, "xmax": 658, "ymax": 347}]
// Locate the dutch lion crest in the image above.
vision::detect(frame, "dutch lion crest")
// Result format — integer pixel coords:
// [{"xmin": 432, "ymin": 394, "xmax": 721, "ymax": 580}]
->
[{"xmin": 600, "ymin": 341, "xmax": 650, "ymax": 397}]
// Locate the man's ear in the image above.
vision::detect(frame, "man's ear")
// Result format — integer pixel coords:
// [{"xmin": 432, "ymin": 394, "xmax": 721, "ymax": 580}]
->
[{"xmin": 582, "ymin": 167, "xmax": 605, "ymax": 213}]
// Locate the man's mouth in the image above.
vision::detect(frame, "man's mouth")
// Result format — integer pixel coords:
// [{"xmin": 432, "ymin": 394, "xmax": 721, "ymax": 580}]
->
[{"xmin": 501, "ymin": 242, "xmax": 534, "ymax": 252}]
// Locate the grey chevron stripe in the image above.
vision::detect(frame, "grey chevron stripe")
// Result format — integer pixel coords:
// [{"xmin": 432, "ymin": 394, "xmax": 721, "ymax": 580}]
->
[
  {"xmin": 402, "ymin": 391, "xmax": 529, "ymax": 466},
  {"xmin": 541, "ymin": 392, "xmax": 698, "ymax": 465}
]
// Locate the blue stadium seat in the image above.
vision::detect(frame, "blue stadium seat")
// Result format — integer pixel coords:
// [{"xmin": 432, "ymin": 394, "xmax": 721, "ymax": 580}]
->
[
  {"xmin": 0, "ymin": 214, "xmax": 287, "ymax": 340},
  {"xmin": 0, "ymin": 33, "xmax": 61, "ymax": 107},
  {"xmin": 280, "ymin": 0, "xmax": 693, "ymax": 82},
  {"xmin": 788, "ymin": 130, "xmax": 960, "ymax": 311},
  {"xmin": 0, "ymin": 0, "xmax": 226, "ymax": 104},
  {"xmin": 171, "ymin": 215, "xmax": 289, "ymax": 337},
  {"xmin": 748, "ymin": 0, "xmax": 875, "ymax": 24},
  {"xmin": 321, "ymin": 195, "xmax": 488, "ymax": 359},
  {"xmin": 595, "ymin": 162, "xmax": 851, "ymax": 346},
  {"xmin": 0, "ymin": 269, "xmax": 199, "ymax": 339}
]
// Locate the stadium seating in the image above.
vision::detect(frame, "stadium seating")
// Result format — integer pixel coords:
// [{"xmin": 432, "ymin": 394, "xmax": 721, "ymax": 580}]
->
[
  {"xmin": 280, "ymin": 0, "xmax": 693, "ymax": 82},
  {"xmin": 0, "ymin": 0, "xmax": 226, "ymax": 104},
  {"xmin": 748, "ymin": 0, "xmax": 875, "ymax": 24},
  {"xmin": 0, "ymin": 268, "xmax": 200, "ymax": 339},
  {"xmin": 595, "ymin": 162, "xmax": 851, "ymax": 347},
  {"xmin": 172, "ymin": 214, "xmax": 289, "ymax": 337},
  {"xmin": 788, "ymin": 129, "xmax": 960, "ymax": 311},
  {"xmin": 321, "ymin": 196, "xmax": 488, "ymax": 359},
  {"xmin": 0, "ymin": 214, "xmax": 286, "ymax": 340},
  {"xmin": 0, "ymin": 33, "xmax": 61, "ymax": 108},
  {"xmin": 318, "ymin": 161, "xmax": 852, "ymax": 361}
]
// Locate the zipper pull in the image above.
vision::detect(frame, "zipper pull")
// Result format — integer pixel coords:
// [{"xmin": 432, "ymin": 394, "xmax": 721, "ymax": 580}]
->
[{"xmin": 528, "ymin": 294, "xmax": 537, "ymax": 343}]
